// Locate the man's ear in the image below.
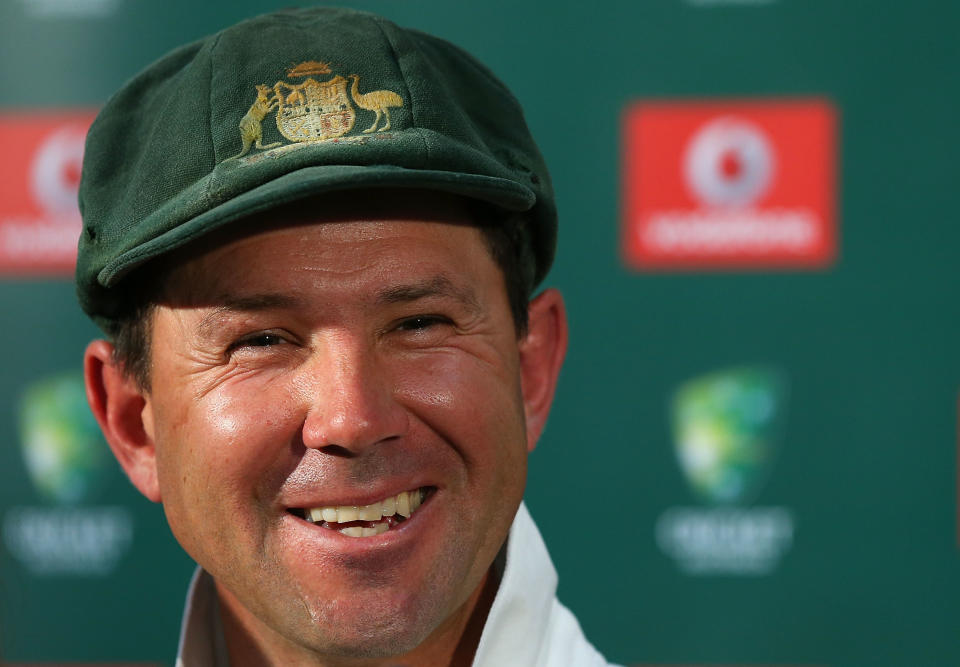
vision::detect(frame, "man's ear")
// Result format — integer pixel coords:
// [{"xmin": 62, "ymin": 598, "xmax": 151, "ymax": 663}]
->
[
  {"xmin": 518, "ymin": 288, "xmax": 568, "ymax": 452},
  {"xmin": 84, "ymin": 340, "xmax": 161, "ymax": 502}
]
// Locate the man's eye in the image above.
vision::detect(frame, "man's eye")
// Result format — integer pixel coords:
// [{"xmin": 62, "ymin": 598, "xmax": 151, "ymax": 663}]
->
[
  {"xmin": 396, "ymin": 316, "xmax": 450, "ymax": 332},
  {"xmin": 231, "ymin": 333, "xmax": 286, "ymax": 350}
]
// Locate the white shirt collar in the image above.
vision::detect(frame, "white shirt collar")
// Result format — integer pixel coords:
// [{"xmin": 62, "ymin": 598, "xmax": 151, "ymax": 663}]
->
[{"xmin": 472, "ymin": 501, "xmax": 557, "ymax": 666}]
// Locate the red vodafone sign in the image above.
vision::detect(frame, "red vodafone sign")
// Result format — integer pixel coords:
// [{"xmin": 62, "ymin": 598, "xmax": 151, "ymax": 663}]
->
[
  {"xmin": 0, "ymin": 111, "xmax": 95, "ymax": 276},
  {"xmin": 622, "ymin": 99, "xmax": 837, "ymax": 270}
]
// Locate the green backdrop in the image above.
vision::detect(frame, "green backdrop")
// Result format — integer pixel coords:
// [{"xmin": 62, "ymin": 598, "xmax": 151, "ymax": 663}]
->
[{"xmin": 1, "ymin": 1, "xmax": 958, "ymax": 665}]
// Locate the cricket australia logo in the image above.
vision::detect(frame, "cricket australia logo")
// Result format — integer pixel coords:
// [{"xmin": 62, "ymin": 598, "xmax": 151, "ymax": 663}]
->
[{"xmin": 228, "ymin": 60, "xmax": 403, "ymax": 159}]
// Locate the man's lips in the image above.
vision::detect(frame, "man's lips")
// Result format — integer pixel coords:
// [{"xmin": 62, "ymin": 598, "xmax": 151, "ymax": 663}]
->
[{"xmin": 288, "ymin": 487, "xmax": 432, "ymax": 538}]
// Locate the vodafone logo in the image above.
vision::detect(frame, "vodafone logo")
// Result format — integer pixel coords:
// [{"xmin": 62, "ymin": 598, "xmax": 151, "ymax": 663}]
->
[
  {"xmin": 622, "ymin": 99, "xmax": 837, "ymax": 270},
  {"xmin": 0, "ymin": 111, "xmax": 96, "ymax": 275},
  {"xmin": 684, "ymin": 117, "xmax": 774, "ymax": 208},
  {"xmin": 30, "ymin": 125, "xmax": 87, "ymax": 217}
]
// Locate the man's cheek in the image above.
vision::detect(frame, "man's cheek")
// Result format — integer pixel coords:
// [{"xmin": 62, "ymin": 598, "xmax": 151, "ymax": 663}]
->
[
  {"xmin": 396, "ymin": 359, "xmax": 524, "ymax": 459},
  {"xmin": 394, "ymin": 361, "xmax": 487, "ymax": 427},
  {"xmin": 396, "ymin": 349, "xmax": 513, "ymax": 405},
  {"xmin": 196, "ymin": 382, "xmax": 293, "ymax": 449}
]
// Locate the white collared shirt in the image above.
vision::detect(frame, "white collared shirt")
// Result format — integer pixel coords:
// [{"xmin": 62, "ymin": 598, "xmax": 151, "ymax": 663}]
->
[{"xmin": 176, "ymin": 502, "xmax": 619, "ymax": 666}]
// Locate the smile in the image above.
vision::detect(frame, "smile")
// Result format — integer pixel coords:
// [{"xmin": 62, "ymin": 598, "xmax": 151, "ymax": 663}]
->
[{"xmin": 291, "ymin": 487, "xmax": 431, "ymax": 538}]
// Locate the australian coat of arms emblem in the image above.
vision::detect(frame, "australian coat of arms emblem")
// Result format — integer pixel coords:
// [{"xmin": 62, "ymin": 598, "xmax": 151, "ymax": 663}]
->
[{"xmin": 229, "ymin": 60, "xmax": 403, "ymax": 159}]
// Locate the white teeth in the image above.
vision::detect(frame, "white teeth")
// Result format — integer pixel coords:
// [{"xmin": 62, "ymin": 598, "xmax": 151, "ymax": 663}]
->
[
  {"xmin": 302, "ymin": 488, "xmax": 427, "ymax": 537},
  {"xmin": 396, "ymin": 491, "xmax": 411, "ymax": 518},
  {"xmin": 337, "ymin": 506, "xmax": 359, "ymax": 522},
  {"xmin": 358, "ymin": 503, "xmax": 382, "ymax": 521}
]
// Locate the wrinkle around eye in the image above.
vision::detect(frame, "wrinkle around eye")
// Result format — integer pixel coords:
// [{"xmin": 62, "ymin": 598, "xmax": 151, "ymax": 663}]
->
[
  {"xmin": 386, "ymin": 315, "xmax": 511, "ymax": 371},
  {"xmin": 226, "ymin": 339, "xmax": 307, "ymax": 369},
  {"xmin": 172, "ymin": 336, "xmax": 305, "ymax": 397},
  {"xmin": 189, "ymin": 354, "xmax": 304, "ymax": 400},
  {"xmin": 385, "ymin": 316, "xmax": 464, "ymax": 349}
]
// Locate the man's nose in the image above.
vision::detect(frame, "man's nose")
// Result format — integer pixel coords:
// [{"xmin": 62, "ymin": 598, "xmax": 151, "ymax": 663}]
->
[{"xmin": 299, "ymin": 335, "xmax": 408, "ymax": 456}]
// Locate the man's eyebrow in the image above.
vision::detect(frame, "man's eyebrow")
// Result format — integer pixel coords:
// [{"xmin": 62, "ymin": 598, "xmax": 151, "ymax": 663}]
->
[
  {"xmin": 376, "ymin": 275, "xmax": 480, "ymax": 311},
  {"xmin": 195, "ymin": 294, "xmax": 300, "ymax": 337}
]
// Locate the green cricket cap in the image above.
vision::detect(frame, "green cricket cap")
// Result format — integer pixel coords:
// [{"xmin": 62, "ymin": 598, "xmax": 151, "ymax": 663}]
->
[{"xmin": 76, "ymin": 6, "xmax": 556, "ymax": 331}]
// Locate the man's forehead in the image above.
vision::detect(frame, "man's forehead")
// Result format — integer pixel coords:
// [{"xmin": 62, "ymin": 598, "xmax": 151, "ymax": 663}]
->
[
  {"xmin": 153, "ymin": 196, "xmax": 494, "ymax": 306},
  {"xmin": 173, "ymin": 189, "xmax": 486, "ymax": 261},
  {"xmin": 186, "ymin": 274, "xmax": 484, "ymax": 340}
]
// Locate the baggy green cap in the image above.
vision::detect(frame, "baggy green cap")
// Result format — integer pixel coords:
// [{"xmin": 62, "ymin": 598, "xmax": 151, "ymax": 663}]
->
[{"xmin": 76, "ymin": 6, "xmax": 555, "ymax": 331}]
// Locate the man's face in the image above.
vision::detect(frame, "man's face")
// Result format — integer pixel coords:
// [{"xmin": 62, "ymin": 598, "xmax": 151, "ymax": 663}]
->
[{"xmin": 139, "ymin": 196, "xmax": 531, "ymax": 658}]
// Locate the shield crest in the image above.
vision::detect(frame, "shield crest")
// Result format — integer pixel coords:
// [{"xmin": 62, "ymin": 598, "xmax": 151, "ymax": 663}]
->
[
  {"xmin": 275, "ymin": 75, "xmax": 355, "ymax": 142},
  {"xmin": 670, "ymin": 367, "xmax": 787, "ymax": 505}
]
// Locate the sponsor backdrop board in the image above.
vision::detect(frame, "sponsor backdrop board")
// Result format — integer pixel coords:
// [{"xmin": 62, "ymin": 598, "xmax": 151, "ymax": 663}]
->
[{"xmin": 1, "ymin": 1, "xmax": 958, "ymax": 665}]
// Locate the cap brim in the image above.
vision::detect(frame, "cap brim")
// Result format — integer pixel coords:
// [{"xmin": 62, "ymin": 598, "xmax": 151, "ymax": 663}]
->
[{"xmin": 97, "ymin": 163, "xmax": 536, "ymax": 287}]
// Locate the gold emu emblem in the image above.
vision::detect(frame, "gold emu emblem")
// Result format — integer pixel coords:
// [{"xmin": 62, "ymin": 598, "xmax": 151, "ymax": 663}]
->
[{"xmin": 228, "ymin": 60, "xmax": 404, "ymax": 160}]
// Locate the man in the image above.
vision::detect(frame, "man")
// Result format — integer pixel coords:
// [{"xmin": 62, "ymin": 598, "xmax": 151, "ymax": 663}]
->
[{"xmin": 77, "ymin": 7, "xmax": 617, "ymax": 667}]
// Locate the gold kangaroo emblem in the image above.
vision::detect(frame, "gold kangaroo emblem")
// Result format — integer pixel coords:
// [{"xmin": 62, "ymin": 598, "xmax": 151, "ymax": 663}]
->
[
  {"xmin": 226, "ymin": 84, "xmax": 282, "ymax": 160},
  {"xmin": 348, "ymin": 74, "xmax": 402, "ymax": 133}
]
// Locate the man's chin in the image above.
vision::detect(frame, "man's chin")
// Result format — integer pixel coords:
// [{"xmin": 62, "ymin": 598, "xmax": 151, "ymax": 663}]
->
[
  {"xmin": 277, "ymin": 595, "xmax": 448, "ymax": 661},
  {"xmin": 301, "ymin": 627, "xmax": 429, "ymax": 662}
]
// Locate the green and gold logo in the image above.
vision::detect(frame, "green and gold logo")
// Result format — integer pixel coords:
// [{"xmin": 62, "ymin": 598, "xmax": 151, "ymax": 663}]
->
[
  {"xmin": 670, "ymin": 366, "xmax": 787, "ymax": 505},
  {"xmin": 229, "ymin": 60, "xmax": 404, "ymax": 159},
  {"xmin": 18, "ymin": 372, "xmax": 109, "ymax": 505},
  {"xmin": 6, "ymin": 372, "xmax": 133, "ymax": 577}
]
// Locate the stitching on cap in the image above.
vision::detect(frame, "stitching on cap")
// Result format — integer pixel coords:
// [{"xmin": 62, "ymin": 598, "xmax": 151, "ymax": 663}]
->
[
  {"xmin": 202, "ymin": 32, "xmax": 225, "ymax": 205},
  {"xmin": 411, "ymin": 29, "xmax": 524, "ymax": 111},
  {"xmin": 369, "ymin": 15, "xmax": 429, "ymax": 167},
  {"xmin": 370, "ymin": 16, "xmax": 415, "ymax": 124}
]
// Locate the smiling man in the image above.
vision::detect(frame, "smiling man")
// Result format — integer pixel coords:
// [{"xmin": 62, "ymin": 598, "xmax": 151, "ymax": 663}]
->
[{"xmin": 76, "ymin": 7, "xmax": 616, "ymax": 667}]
